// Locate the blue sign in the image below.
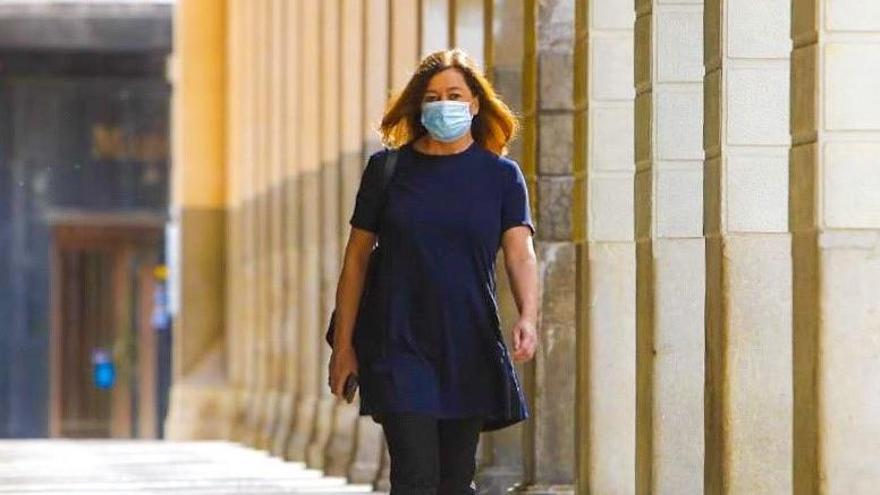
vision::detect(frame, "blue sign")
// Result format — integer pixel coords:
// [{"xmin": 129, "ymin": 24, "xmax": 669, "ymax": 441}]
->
[{"xmin": 91, "ymin": 349, "xmax": 116, "ymax": 390}]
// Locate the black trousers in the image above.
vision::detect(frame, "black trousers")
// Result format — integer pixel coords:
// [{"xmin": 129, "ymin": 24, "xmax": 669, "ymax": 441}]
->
[{"xmin": 380, "ymin": 412, "xmax": 484, "ymax": 495}]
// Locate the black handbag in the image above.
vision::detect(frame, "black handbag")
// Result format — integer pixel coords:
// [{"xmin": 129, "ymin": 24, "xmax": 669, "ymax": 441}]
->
[{"xmin": 325, "ymin": 149, "xmax": 399, "ymax": 349}]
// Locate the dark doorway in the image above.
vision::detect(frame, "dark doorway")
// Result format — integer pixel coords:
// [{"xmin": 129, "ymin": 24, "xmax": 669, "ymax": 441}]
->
[{"xmin": 48, "ymin": 218, "xmax": 163, "ymax": 439}]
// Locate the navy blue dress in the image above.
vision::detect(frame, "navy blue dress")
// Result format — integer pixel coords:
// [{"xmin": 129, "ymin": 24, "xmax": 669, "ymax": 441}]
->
[{"xmin": 348, "ymin": 141, "xmax": 533, "ymax": 431}]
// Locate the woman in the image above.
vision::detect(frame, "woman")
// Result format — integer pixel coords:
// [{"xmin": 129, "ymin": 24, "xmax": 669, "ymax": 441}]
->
[{"xmin": 329, "ymin": 48, "xmax": 539, "ymax": 494}]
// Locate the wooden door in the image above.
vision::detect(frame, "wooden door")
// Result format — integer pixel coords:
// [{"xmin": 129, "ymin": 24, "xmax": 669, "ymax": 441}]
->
[{"xmin": 49, "ymin": 221, "xmax": 162, "ymax": 438}]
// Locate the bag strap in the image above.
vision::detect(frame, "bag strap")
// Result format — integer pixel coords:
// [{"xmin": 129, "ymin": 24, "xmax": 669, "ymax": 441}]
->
[
  {"xmin": 375, "ymin": 149, "xmax": 399, "ymax": 235},
  {"xmin": 380, "ymin": 149, "xmax": 399, "ymax": 192}
]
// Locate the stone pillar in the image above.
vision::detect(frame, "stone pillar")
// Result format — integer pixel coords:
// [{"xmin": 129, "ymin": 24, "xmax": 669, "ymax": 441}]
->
[
  {"xmin": 306, "ymin": 0, "xmax": 341, "ymax": 470},
  {"xmin": 242, "ymin": 0, "xmax": 270, "ymax": 449},
  {"xmin": 791, "ymin": 2, "xmax": 880, "ymax": 493},
  {"xmin": 257, "ymin": 0, "xmax": 288, "ymax": 452},
  {"xmin": 226, "ymin": 0, "xmax": 249, "ymax": 446},
  {"xmin": 389, "ymin": 0, "xmax": 420, "ymax": 91},
  {"xmin": 475, "ymin": 1, "xmax": 527, "ymax": 493},
  {"xmin": 323, "ymin": 0, "xmax": 366, "ymax": 477},
  {"xmin": 231, "ymin": 0, "xmax": 255, "ymax": 443},
  {"xmin": 271, "ymin": 0, "xmax": 302, "ymax": 459},
  {"xmin": 633, "ymin": 0, "xmax": 705, "ymax": 493},
  {"xmin": 578, "ymin": 0, "xmax": 636, "ymax": 493},
  {"xmin": 345, "ymin": 0, "xmax": 388, "ymax": 484},
  {"xmin": 513, "ymin": 0, "xmax": 578, "ymax": 492},
  {"xmin": 164, "ymin": 0, "xmax": 231, "ymax": 441},
  {"xmin": 270, "ymin": 1, "xmax": 302, "ymax": 457},
  {"xmin": 452, "ymin": 0, "xmax": 486, "ymax": 68},
  {"xmin": 225, "ymin": 0, "xmax": 245, "ymax": 440},
  {"xmin": 285, "ymin": 0, "xmax": 322, "ymax": 463},
  {"xmin": 421, "ymin": 0, "xmax": 450, "ymax": 56},
  {"xmin": 703, "ymin": 1, "xmax": 792, "ymax": 493}
]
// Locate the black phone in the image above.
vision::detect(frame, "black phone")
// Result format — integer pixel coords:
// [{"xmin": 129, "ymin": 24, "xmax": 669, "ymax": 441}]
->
[{"xmin": 343, "ymin": 373, "xmax": 358, "ymax": 403}]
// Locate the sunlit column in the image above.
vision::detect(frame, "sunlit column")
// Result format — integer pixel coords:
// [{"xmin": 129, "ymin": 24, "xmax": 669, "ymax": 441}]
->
[
  {"xmin": 421, "ymin": 0, "xmax": 450, "ymax": 56},
  {"xmin": 703, "ymin": 0, "xmax": 793, "ymax": 492},
  {"xmin": 305, "ymin": 0, "xmax": 342, "ymax": 469},
  {"xmin": 634, "ymin": 0, "xmax": 705, "ymax": 492},
  {"xmin": 513, "ymin": 0, "xmax": 579, "ymax": 492},
  {"xmin": 244, "ymin": 0, "xmax": 271, "ymax": 449},
  {"xmin": 271, "ymin": 0, "xmax": 302, "ymax": 460},
  {"xmin": 791, "ymin": 1, "xmax": 880, "ymax": 492},
  {"xmin": 577, "ymin": 0, "xmax": 637, "ymax": 492},
  {"xmin": 389, "ymin": 0, "xmax": 420, "ymax": 91},
  {"xmin": 324, "ymin": 0, "xmax": 366, "ymax": 477},
  {"xmin": 226, "ymin": 0, "xmax": 246, "ymax": 439},
  {"xmin": 452, "ymin": 0, "xmax": 485, "ymax": 67},
  {"xmin": 285, "ymin": 0, "xmax": 322, "ymax": 464},
  {"xmin": 165, "ymin": 0, "xmax": 231, "ymax": 440}
]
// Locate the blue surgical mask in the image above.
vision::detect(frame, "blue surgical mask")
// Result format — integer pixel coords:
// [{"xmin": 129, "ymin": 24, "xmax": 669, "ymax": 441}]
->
[{"xmin": 420, "ymin": 100, "xmax": 474, "ymax": 142}]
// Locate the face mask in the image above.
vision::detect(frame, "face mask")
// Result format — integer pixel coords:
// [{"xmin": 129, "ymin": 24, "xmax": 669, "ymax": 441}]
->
[{"xmin": 420, "ymin": 100, "xmax": 474, "ymax": 142}]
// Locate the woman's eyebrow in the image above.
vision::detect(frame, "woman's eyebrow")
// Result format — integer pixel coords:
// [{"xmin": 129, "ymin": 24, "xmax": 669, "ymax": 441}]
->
[{"xmin": 425, "ymin": 86, "xmax": 464, "ymax": 93}]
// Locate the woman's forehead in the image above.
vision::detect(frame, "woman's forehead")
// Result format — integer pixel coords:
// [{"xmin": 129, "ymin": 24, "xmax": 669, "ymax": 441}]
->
[{"xmin": 425, "ymin": 68, "xmax": 469, "ymax": 91}]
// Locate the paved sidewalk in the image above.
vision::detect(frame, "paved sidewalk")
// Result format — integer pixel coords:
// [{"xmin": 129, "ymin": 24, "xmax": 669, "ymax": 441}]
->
[{"xmin": 0, "ymin": 440, "xmax": 380, "ymax": 494}]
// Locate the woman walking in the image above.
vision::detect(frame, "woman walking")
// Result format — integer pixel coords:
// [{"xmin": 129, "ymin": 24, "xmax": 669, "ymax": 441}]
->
[{"xmin": 328, "ymin": 48, "xmax": 539, "ymax": 494}]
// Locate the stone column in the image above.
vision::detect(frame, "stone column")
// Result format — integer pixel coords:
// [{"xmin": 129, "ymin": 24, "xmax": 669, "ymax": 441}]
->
[
  {"xmin": 242, "ymin": 0, "xmax": 270, "ymax": 448},
  {"xmin": 633, "ymin": 0, "xmax": 705, "ymax": 493},
  {"xmin": 285, "ymin": 0, "xmax": 322, "ymax": 463},
  {"xmin": 578, "ymin": 0, "xmax": 637, "ymax": 493},
  {"xmin": 226, "ymin": 0, "xmax": 247, "ymax": 440},
  {"xmin": 703, "ymin": 1, "xmax": 792, "ymax": 493},
  {"xmin": 452, "ymin": 0, "xmax": 486, "ymax": 67},
  {"xmin": 256, "ymin": 0, "xmax": 287, "ymax": 452},
  {"xmin": 323, "ymin": 0, "xmax": 366, "ymax": 477},
  {"xmin": 791, "ymin": 2, "xmax": 880, "ymax": 493},
  {"xmin": 389, "ymin": 0, "xmax": 420, "ymax": 90},
  {"xmin": 164, "ymin": 0, "xmax": 231, "ymax": 441},
  {"xmin": 306, "ymin": 0, "xmax": 341, "ymax": 469},
  {"xmin": 513, "ymin": 0, "xmax": 578, "ymax": 493},
  {"xmin": 421, "ymin": 0, "xmax": 450, "ymax": 56},
  {"xmin": 231, "ymin": 0, "xmax": 256, "ymax": 443},
  {"xmin": 271, "ymin": 0, "xmax": 302, "ymax": 459},
  {"xmin": 475, "ymin": 1, "xmax": 527, "ymax": 493},
  {"xmin": 345, "ymin": 0, "xmax": 389, "ymax": 485}
]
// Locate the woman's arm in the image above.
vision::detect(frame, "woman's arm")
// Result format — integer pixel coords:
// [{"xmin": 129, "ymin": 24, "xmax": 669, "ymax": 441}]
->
[
  {"xmin": 500, "ymin": 225, "xmax": 539, "ymax": 362},
  {"xmin": 332, "ymin": 227, "xmax": 377, "ymax": 351}
]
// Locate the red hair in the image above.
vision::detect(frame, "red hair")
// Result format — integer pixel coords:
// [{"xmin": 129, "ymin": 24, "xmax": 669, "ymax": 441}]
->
[{"xmin": 379, "ymin": 49, "xmax": 519, "ymax": 155}]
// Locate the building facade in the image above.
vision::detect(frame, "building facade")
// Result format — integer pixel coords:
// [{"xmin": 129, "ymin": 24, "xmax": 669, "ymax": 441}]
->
[
  {"xmin": 167, "ymin": 0, "xmax": 880, "ymax": 493},
  {"xmin": 0, "ymin": 2, "xmax": 172, "ymax": 439}
]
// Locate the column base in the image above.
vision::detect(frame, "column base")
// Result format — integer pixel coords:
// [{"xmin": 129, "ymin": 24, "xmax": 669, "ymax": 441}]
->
[
  {"xmin": 348, "ymin": 416, "xmax": 384, "ymax": 484},
  {"xmin": 257, "ymin": 389, "xmax": 280, "ymax": 450},
  {"xmin": 243, "ymin": 389, "xmax": 268, "ymax": 448},
  {"xmin": 164, "ymin": 383, "xmax": 236, "ymax": 440},
  {"xmin": 323, "ymin": 399, "xmax": 360, "ymax": 476},
  {"xmin": 305, "ymin": 395, "xmax": 337, "ymax": 468},
  {"xmin": 507, "ymin": 483, "xmax": 574, "ymax": 495},
  {"xmin": 270, "ymin": 392, "xmax": 296, "ymax": 458},
  {"xmin": 374, "ymin": 446, "xmax": 391, "ymax": 491},
  {"xmin": 286, "ymin": 394, "xmax": 318, "ymax": 462},
  {"xmin": 475, "ymin": 467, "xmax": 523, "ymax": 495}
]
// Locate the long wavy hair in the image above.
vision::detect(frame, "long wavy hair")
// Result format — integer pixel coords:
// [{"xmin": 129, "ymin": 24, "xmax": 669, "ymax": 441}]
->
[{"xmin": 378, "ymin": 49, "xmax": 519, "ymax": 156}]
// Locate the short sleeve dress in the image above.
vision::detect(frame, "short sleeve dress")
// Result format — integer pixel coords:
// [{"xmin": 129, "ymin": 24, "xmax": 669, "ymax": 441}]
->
[{"xmin": 348, "ymin": 141, "xmax": 534, "ymax": 432}]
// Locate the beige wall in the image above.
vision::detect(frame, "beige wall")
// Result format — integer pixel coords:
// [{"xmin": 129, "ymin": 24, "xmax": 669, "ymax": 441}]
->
[{"xmin": 168, "ymin": 0, "xmax": 880, "ymax": 492}]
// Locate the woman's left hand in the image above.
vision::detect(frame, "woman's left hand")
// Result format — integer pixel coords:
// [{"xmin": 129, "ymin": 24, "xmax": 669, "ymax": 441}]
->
[{"xmin": 511, "ymin": 318, "xmax": 538, "ymax": 363}]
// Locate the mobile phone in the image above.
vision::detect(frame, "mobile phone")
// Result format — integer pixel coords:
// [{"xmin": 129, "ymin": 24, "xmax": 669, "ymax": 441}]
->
[{"xmin": 343, "ymin": 373, "xmax": 358, "ymax": 403}]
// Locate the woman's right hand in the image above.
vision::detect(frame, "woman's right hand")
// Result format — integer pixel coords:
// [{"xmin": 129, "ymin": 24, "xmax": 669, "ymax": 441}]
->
[{"xmin": 329, "ymin": 345, "xmax": 359, "ymax": 399}]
